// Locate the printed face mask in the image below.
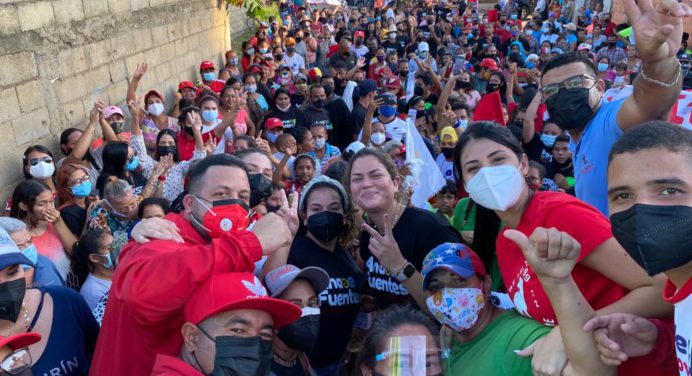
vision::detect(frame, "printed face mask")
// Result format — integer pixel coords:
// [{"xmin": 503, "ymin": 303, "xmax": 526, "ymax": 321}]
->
[
  {"xmin": 465, "ymin": 164, "xmax": 524, "ymax": 211},
  {"xmin": 426, "ymin": 287, "xmax": 485, "ymax": 332}
]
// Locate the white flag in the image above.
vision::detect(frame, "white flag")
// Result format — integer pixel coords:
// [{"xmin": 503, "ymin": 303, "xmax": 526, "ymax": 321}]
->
[{"xmin": 405, "ymin": 119, "xmax": 446, "ymax": 209}]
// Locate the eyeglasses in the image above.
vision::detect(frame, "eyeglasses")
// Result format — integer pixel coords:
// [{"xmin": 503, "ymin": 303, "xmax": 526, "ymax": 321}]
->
[
  {"xmin": 540, "ymin": 74, "xmax": 597, "ymax": 100},
  {"xmin": 28, "ymin": 156, "xmax": 53, "ymax": 166},
  {"xmin": 70, "ymin": 175, "xmax": 91, "ymax": 187},
  {"xmin": 0, "ymin": 348, "xmax": 32, "ymax": 374}
]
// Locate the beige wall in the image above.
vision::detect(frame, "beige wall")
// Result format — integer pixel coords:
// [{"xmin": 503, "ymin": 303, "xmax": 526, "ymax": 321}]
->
[{"xmin": 0, "ymin": 0, "xmax": 249, "ymax": 203}]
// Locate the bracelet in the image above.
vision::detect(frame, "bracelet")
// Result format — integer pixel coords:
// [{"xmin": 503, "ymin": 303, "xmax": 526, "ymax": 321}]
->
[
  {"xmin": 639, "ymin": 60, "xmax": 681, "ymax": 88},
  {"xmin": 391, "ymin": 258, "xmax": 409, "ymax": 276}
]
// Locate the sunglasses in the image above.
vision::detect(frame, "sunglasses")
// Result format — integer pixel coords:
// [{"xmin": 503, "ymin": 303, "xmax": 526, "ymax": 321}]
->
[{"xmin": 28, "ymin": 156, "xmax": 53, "ymax": 166}]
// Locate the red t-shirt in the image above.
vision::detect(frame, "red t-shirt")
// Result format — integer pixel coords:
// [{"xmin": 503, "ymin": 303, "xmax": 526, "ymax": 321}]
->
[
  {"xmin": 496, "ymin": 191, "xmax": 626, "ymax": 326},
  {"xmin": 176, "ymin": 130, "xmax": 216, "ymax": 161},
  {"xmin": 496, "ymin": 192, "xmax": 676, "ymax": 376}
]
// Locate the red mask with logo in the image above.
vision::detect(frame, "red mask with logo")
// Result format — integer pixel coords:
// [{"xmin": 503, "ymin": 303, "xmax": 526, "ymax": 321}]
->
[{"xmin": 194, "ymin": 196, "xmax": 250, "ymax": 238}]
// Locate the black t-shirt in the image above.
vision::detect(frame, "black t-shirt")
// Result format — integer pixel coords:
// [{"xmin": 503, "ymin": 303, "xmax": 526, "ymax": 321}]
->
[
  {"xmin": 288, "ymin": 235, "xmax": 362, "ymax": 368},
  {"xmin": 303, "ymin": 108, "xmax": 333, "ymax": 133},
  {"xmin": 60, "ymin": 204, "xmax": 86, "ymax": 236},
  {"xmin": 382, "ymin": 40, "xmax": 404, "ymax": 57},
  {"xmin": 264, "ymin": 107, "xmax": 307, "ymax": 130},
  {"xmin": 291, "ymin": 93, "xmax": 308, "ymax": 110},
  {"xmin": 324, "ymin": 97, "xmax": 352, "ymax": 150},
  {"xmin": 523, "ymin": 133, "xmax": 552, "ymax": 168},
  {"xmin": 350, "ymin": 102, "xmax": 368, "ymax": 139},
  {"xmin": 359, "ymin": 207, "xmax": 462, "ymax": 307}
]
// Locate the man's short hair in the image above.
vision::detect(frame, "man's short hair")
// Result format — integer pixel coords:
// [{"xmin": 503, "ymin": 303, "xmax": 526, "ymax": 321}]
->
[
  {"xmin": 187, "ymin": 154, "xmax": 248, "ymax": 195},
  {"xmin": 541, "ymin": 51, "xmax": 598, "ymax": 82},
  {"xmin": 608, "ymin": 121, "xmax": 692, "ymax": 165}
]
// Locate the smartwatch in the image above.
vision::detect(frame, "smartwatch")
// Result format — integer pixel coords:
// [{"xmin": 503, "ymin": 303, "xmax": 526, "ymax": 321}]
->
[{"xmin": 394, "ymin": 262, "xmax": 416, "ymax": 282}]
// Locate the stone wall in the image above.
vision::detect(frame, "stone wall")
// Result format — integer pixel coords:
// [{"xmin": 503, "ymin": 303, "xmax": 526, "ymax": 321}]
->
[{"xmin": 0, "ymin": 0, "xmax": 250, "ymax": 202}]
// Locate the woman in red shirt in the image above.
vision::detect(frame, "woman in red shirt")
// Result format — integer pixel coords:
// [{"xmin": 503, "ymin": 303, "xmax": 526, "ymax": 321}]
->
[{"xmin": 452, "ymin": 121, "xmax": 674, "ymax": 376}]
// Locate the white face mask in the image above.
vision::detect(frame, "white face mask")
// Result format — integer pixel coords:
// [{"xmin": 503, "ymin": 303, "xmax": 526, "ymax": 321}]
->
[
  {"xmin": 245, "ymin": 84, "xmax": 257, "ymax": 93},
  {"xmin": 147, "ymin": 103, "xmax": 165, "ymax": 116},
  {"xmin": 370, "ymin": 132, "xmax": 386, "ymax": 145},
  {"xmin": 29, "ymin": 161, "xmax": 55, "ymax": 179},
  {"xmin": 464, "ymin": 164, "xmax": 524, "ymax": 211},
  {"xmin": 314, "ymin": 138, "xmax": 326, "ymax": 149},
  {"xmin": 426, "ymin": 287, "xmax": 485, "ymax": 332}
]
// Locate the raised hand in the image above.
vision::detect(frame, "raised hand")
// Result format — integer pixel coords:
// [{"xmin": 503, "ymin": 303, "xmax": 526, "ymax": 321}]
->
[
  {"xmin": 362, "ymin": 214, "xmax": 405, "ymax": 272},
  {"xmin": 131, "ymin": 217, "xmax": 184, "ymax": 244},
  {"xmin": 187, "ymin": 111, "xmax": 203, "ymax": 132},
  {"xmin": 503, "ymin": 227, "xmax": 581, "ymax": 281},
  {"xmin": 368, "ymin": 97, "xmax": 384, "ymax": 113},
  {"xmin": 42, "ymin": 206, "xmax": 62, "ymax": 224},
  {"xmin": 274, "ymin": 190, "xmax": 300, "ymax": 237},
  {"xmin": 583, "ymin": 313, "xmax": 659, "ymax": 366},
  {"xmin": 90, "ymin": 98, "xmax": 104, "ymax": 124},
  {"xmin": 133, "ymin": 63, "xmax": 148, "ymax": 80},
  {"xmin": 357, "ymin": 56, "xmax": 366, "ymax": 69},
  {"xmin": 623, "ymin": 0, "xmax": 691, "ymax": 63}
]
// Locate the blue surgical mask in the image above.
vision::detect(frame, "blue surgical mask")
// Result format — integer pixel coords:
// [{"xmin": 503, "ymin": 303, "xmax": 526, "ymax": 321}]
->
[
  {"xmin": 541, "ymin": 134, "xmax": 558, "ymax": 148},
  {"xmin": 597, "ymin": 63, "xmax": 608, "ymax": 72},
  {"xmin": 71, "ymin": 180, "xmax": 92, "ymax": 198},
  {"xmin": 267, "ymin": 132, "xmax": 280, "ymax": 143},
  {"xmin": 456, "ymin": 119, "xmax": 468, "ymax": 131},
  {"xmin": 21, "ymin": 245, "xmax": 38, "ymax": 271},
  {"xmin": 203, "ymin": 72, "xmax": 216, "ymax": 81},
  {"xmin": 379, "ymin": 105, "xmax": 396, "ymax": 117},
  {"xmin": 126, "ymin": 156, "xmax": 140, "ymax": 171},
  {"xmin": 99, "ymin": 253, "xmax": 114, "ymax": 270},
  {"xmin": 229, "ymin": 57, "xmax": 238, "ymax": 65},
  {"xmin": 202, "ymin": 110, "xmax": 219, "ymax": 123},
  {"xmin": 526, "ymin": 61, "xmax": 536, "ymax": 69}
]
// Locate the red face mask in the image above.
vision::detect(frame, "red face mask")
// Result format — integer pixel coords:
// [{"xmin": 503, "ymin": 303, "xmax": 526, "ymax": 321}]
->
[{"xmin": 193, "ymin": 196, "xmax": 250, "ymax": 238}]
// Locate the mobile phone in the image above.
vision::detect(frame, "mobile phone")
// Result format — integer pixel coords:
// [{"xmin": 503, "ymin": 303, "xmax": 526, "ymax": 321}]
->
[{"xmin": 454, "ymin": 55, "xmax": 465, "ymax": 75}]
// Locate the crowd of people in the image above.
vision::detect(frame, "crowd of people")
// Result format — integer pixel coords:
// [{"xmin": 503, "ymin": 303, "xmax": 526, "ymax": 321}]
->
[{"xmin": 0, "ymin": 0, "xmax": 690, "ymax": 374}]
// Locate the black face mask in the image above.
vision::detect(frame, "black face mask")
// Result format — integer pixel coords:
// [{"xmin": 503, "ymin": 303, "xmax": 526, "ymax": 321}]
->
[
  {"xmin": 486, "ymin": 83, "xmax": 501, "ymax": 93},
  {"xmin": 275, "ymin": 54, "xmax": 284, "ymax": 61},
  {"xmin": 157, "ymin": 145, "xmax": 177, "ymax": 158},
  {"xmin": 610, "ymin": 204, "xmax": 692, "ymax": 276},
  {"xmin": 414, "ymin": 85, "xmax": 425, "ymax": 96},
  {"xmin": 307, "ymin": 211, "xmax": 344, "ymax": 242},
  {"xmin": 456, "ymin": 80, "xmax": 470, "ymax": 90},
  {"xmin": 248, "ymin": 173, "xmax": 273, "ymax": 208},
  {"xmin": 110, "ymin": 121, "xmax": 124, "ymax": 135},
  {"xmin": 545, "ymin": 87, "xmax": 599, "ymax": 131},
  {"xmin": 441, "ymin": 147, "xmax": 454, "ymax": 159},
  {"xmin": 399, "ymin": 70, "xmax": 409, "ymax": 77},
  {"xmin": 277, "ymin": 311, "xmax": 321, "ymax": 353},
  {"xmin": 312, "ymin": 99, "xmax": 325, "ymax": 109},
  {"xmin": 416, "ymin": 109, "xmax": 428, "ymax": 119},
  {"xmin": 208, "ymin": 336, "xmax": 273, "ymax": 376},
  {"xmin": 265, "ymin": 204, "xmax": 281, "ymax": 213},
  {"xmin": 323, "ymin": 84, "xmax": 335, "ymax": 96},
  {"xmin": 184, "ymin": 125, "xmax": 195, "ymax": 136},
  {"xmin": 0, "ymin": 278, "xmax": 26, "ymax": 323}
]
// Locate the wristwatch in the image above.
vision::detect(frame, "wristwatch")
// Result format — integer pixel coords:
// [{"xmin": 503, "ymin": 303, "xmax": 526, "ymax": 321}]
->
[{"xmin": 394, "ymin": 262, "xmax": 416, "ymax": 282}]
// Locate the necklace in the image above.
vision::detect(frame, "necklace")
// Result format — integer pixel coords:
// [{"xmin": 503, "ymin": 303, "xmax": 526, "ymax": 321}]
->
[
  {"xmin": 0, "ymin": 301, "xmax": 31, "ymax": 338},
  {"xmin": 273, "ymin": 351, "xmax": 297, "ymax": 367}
]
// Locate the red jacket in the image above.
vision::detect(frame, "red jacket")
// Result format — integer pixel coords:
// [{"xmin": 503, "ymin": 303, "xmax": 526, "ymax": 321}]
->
[
  {"xmin": 151, "ymin": 354, "xmax": 204, "ymax": 376},
  {"xmin": 90, "ymin": 212, "xmax": 263, "ymax": 376}
]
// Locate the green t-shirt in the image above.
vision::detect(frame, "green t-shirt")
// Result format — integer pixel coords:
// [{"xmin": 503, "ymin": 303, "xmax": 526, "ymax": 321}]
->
[{"xmin": 446, "ymin": 311, "xmax": 550, "ymax": 376}]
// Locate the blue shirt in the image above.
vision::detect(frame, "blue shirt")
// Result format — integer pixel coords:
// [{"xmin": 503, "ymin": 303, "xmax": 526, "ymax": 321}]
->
[
  {"xmin": 569, "ymin": 98, "xmax": 625, "ymax": 216},
  {"xmin": 31, "ymin": 286, "xmax": 100, "ymax": 376},
  {"xmin": 33, "ymin": 255, "xmax": 65, "ymax": 288}
]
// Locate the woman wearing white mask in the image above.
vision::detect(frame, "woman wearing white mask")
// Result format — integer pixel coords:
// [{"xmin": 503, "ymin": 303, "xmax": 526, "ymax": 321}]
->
[
  {"xmin": 453, "ymin": 121, "xmax": 672, "ymax": 376},
  {"xmin": 358, "ymin": 97, "xmax": 389, "ymax": 149},
  {"xmin": 126, "ymin": 63, "xmax": 180, "ymax": 154},
  {"xmin": 22, "ymin": 146, "xmax": 57, "ymax": 195}
]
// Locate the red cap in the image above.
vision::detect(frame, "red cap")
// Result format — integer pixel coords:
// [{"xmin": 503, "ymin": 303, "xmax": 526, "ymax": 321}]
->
[
  {"xmin": 265, "ymin": 117, "xmax": 284, "ymax": 130},
  {"xmin": 184, "ymin": 273, "xmax": 301, "ymax": 329},
  {"xmin": 0, "ymin": 332, "xmax": 41, "ymax": 351},
  {"xmin": 384, "ymin": 76, "xmax": 400, "ymax": 89},
  {"xmin": 473, "ymin": 91, "xmax": 506, "ymax": 126},
  {"xmin": 144, "ymin": 89, "xmax": 164, "ymax": 104},
  {"xmin": 354, "ymin": 30, "xmax": 365, "ymax": 38},
  {"xmin": 178, "ymin": 81, "xmax": 195, "ymax": 91},
  {"xmin": 479, "ymin": 58, "xmax": 501, "ymax": 72},
  {"xmin": 199, "ymin": 60, "xmax": 215, "ymax": 71}
]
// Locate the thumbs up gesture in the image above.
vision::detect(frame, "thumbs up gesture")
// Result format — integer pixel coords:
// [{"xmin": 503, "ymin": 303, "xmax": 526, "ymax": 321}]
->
[{"xmin": 504, "ymin": 227, "xmax": 581, "ymax": 281}]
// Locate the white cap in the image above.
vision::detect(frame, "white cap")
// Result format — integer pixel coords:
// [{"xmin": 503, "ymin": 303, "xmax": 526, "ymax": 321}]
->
[
  {"xmin": 526, "ymin": 54, "xmax": 539, "ymax": 61},
  {"xmin": 418, "ymin": 41, "xmax": 429, "ymax": 52}
]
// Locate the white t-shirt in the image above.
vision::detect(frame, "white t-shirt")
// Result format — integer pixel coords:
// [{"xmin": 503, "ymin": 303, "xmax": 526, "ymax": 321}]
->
[
  {"xmin": 380, "ymin": 116, "xmax": 408, "ymax": 143},
  {"xmin": 664, "ymin": 279, "xmax": 692, "ymax": 376},
  {"xmin": 284, "ymin": 53, "xmax": 306, "ymax": 76},
  {"xmin": 435, "ymin": 154, "xmax": 455, "ymax": 181},
  {"xmin": 80, "ymin": 273, "xmax": 112, "ymax": 311}
]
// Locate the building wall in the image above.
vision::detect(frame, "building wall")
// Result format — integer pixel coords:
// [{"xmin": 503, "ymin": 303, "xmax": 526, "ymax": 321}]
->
[{"xmin": 0, "ymin": 0, "xmax": 249, "ymax": 202}]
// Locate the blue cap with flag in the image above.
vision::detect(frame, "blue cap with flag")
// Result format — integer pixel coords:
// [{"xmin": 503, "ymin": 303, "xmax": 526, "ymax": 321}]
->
[
  {"xmin": 0, "ymin": 228, "xmax": 33, "ymax": 270},
  {"xmin": 421, "ymin": 243, "xmax": 486, "ymax": 290}
]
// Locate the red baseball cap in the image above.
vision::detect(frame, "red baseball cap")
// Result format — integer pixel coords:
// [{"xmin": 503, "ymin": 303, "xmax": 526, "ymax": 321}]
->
[
  {"xmin": 354, "ymin": 30, "xmax": 365, "ymax": 38},
  {"xmin": 384, "ymin": 76, "xmax": 400, "ymax": 89},
  {"xmin": 184, "ymin": 273, "xmax": 301, "ymax": 329},
  {"xmin": 178, "ymin": 81, "xmax": 195, "ymax": 91},
  {"xmin": 265, "ymin": 117, "xmax": 284, "ymax": 130},
  {"xmin": 0, "ymin": 332, "xmax": 41, "ymax": 351},
  {"xmin": 199, "ymin": 60, "xmax": 215, "ymax": 71},
  {"xmin": 479, "ymin": 58, "xmax": 501, "ymax": 72},
  {"xmin": 144, "ymin": 89, "xmax": 164, "ymax": 104}
]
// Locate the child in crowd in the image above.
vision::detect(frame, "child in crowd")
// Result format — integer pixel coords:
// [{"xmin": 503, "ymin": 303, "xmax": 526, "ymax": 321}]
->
[{"xmin": 434, "ymin": 180, "xmax": 458, "ymax": 224}]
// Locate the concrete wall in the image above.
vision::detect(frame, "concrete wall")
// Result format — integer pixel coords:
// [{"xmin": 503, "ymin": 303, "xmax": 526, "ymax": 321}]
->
[{"xmin": 0, "ymin": 0, "xmax": 250, "ymax": 202}]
